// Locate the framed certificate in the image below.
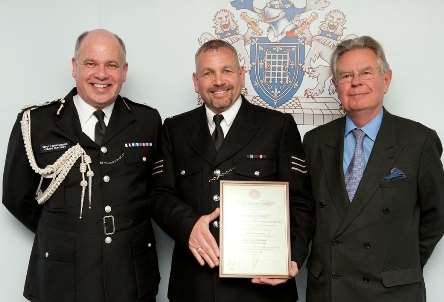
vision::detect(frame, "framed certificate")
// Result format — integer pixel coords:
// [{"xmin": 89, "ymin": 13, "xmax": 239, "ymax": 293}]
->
[{"xmin": 219, "ymin": 180, "xmax": 290, "ymax": 278}]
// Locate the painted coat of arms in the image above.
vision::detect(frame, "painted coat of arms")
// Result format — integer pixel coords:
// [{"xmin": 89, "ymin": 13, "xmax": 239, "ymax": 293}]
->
[{"xmin": 198, "ymin": 0, "xmax": 355, "ymax": 125}]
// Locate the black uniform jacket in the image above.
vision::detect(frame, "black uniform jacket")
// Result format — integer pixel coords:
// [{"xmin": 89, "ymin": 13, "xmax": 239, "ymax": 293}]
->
[
  {"xmin": 302, "ymin": 109, "xmax": 444, "ymax": 302},
  {"xmin": 2, "ymin": 88, "xmax": 161, "ymax": 302},
  {"xmin": 150, "ymin": 96, "xmax": 313, "ymax": 302}
]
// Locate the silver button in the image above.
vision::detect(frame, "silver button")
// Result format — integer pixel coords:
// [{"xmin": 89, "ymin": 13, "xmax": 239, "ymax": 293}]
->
[
  {"xmin": 214, "ymin": 169, "xmax": 221, "ymax": 176},
  {"xmin": 254, "ymin": 170, "xmax": 260, "ymax": 176},
  {"xmin": 105, "ymin": 205, "xmax": 112, "ymax": 213},
  {"xmin": 180, "ymin": 170, "xmax": 186, "ymax": 176},
  {"xmin": 105, "ymin": 236, "xmax": 112, "ymax": 244},
  {"xmin": 100, "ymin": 146, "xmax": 108, "ymax": 154},
  {"xmin": 147, "ymin": 243, "xmax": 152, "ymax": 248},
  {"xmin": 45, "ymin": 251, "xmax": 49, "ymax": 258},
  {"xmin": 212, "ymin": 221, "xmax": 219, "ymax": 228},
  {"xmin": 142, "ymin": 156, "xmax": 147, "ymax": 162},
  {"xmin": 213, "ymin": 194, "xmax": 220, "ymax": 202},
  {"xmin": 103, "ymin": 175, "xmax": 110, "ymax": 183}
]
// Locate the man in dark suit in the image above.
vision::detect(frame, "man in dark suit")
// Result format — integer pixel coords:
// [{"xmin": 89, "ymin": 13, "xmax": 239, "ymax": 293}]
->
[
  {"xmin": 302, "ymin": 35, "xmax": 444, "ymax": 302},
  {"xmin": 3, "ymin": 29, "xmax": 161, "ymax": 302},
  {"xmin": 150, "ymin": 39, "xmax": 312, "ymax": 302}
]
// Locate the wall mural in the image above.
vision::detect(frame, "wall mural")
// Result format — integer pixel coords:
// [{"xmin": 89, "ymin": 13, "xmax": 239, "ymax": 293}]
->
[{"xmin": 197, "ymin": 0, "xmax": 356, "ymax": 125}]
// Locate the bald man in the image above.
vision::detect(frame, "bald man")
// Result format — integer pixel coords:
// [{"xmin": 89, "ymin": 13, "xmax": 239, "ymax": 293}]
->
[{"xmin": 3, "ymin": 29, "xmax": 161, "ymax": 302}]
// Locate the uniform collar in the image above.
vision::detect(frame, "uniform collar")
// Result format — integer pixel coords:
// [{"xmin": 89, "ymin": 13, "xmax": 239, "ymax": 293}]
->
[
  {"xmin": 205, "ymin": 95, "xmax": 242, "ymax": 128},
  {"xmin": 73, "ymin": 94, "xmax": 115, "ymax": 125}
]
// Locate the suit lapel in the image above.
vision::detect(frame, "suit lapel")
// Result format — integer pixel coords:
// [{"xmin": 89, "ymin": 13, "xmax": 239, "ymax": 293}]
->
[
  {"xmin": 189, "ymin": 106, "xmax": 217, "ymax": 165},
  {"xmin": 214, "ymin": 98, "xmax": 259, "ymax": 166},
  {"xmin": 320, "ymin": 118, "xmax": 349, "ymax": 218},
  {"xmin": 336, "ymin": 110, "xmax": 401, "ymax": 235},
  {"xmin": 102, "ymin": 97, "xmax": 135, "ymax": 144}
]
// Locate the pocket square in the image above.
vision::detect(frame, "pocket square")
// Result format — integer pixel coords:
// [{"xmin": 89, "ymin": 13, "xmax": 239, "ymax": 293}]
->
[{"xmin": 383, "ymin": 168, "xmax": 407, "ymax": 181}]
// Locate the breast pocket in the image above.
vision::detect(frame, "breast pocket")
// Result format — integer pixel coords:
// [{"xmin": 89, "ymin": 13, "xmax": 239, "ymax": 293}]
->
[
  {"xmin": 124, "ymin": 147, "xmax": 152, "ymax": 166},
  {"xmin": 234, "ymin": 159, "xmax": 276, "ymax": 180},
  {"xmin": 175, "ymin": 159, "xmax": 203, "ymax": 207}
]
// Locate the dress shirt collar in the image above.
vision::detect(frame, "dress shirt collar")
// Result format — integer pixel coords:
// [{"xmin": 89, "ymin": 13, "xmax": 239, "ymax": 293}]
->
[
  {"xmin": 344, "ymin": 109, "xmax": 384, "ymax": 142},
  {"xmin": 205, "ymin": 95, "xmax": 242, "ymax": 128},
  {"xmin": 73, "ymin": 94, "xmax": 115, "ymax": 125}
]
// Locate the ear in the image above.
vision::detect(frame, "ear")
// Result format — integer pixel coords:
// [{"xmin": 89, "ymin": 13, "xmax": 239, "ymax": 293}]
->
[
  {"xmin": 383, "ymin": 69, "xmax": 392, "ymax": 93},
  {"xmin": 192, "ymin": 72, "xmax": 199, "ymax": 93},
  {"xmin": 71, "ymin": 57, "xmax": 77, "ymax": 78},
  {"xmin": 122, "ymin": 62, "xmax": 128, "ymax": 82},
  {"xmin": 239, "ymin": 67, "xmax": 246, "ymax": 88}
]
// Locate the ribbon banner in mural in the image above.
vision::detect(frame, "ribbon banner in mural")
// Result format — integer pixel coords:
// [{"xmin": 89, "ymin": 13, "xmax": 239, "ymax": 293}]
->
[{"xmin": 198, "ymin": 0, "xmax": 355, "ymax": 125}]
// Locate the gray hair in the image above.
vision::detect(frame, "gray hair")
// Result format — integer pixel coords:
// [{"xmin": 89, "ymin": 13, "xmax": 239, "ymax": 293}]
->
[
  {"xmin": 74, "ymin": 29, "xmax": 127, "ymax": 62},
  {"xmin": 195, "ymin": 39, "xmax": 239, "ymax": 67},
  {"xmin": 331, "ymin": 35, "xmax": 390, "ymax": 81}
]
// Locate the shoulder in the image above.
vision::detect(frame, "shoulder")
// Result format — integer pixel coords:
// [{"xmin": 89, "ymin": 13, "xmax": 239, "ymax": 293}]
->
[
  {"xmin": 386, "ymin": 112, "xmax": 438, "ymax": 143},
  {"xmin": 122, "ymin": 97, "xmax": 159, "ymax": 114},
  {"xmin": 164, "ymin": 106, "xmax": 203, "ymax": 126},
  {"xmin": 305, "ymin": 116, "xmax": 344, "ymax": 140}
]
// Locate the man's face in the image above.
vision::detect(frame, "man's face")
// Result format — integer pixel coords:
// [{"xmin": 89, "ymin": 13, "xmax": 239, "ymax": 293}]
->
[
  {"xmin": 193, "ymin": 47, "xmax": 245, "ymax": 113},
  {"xmin": 334, "ymin": 48, "xmax": 392, "ymax": 121},
  {"xmin": 72, "ymin": 31, "xmax": 128, "ymax": 108}
]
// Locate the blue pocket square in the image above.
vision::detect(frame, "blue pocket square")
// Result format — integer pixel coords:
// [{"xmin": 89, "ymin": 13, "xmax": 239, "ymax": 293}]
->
[{"xmin": 383, "ymin": 168, "xmax": 407, "ymax": 181}]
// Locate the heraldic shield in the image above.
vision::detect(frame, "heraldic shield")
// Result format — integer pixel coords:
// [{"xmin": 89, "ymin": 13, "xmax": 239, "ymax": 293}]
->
[{"xmin": 250, "ymin": 36, "xmax": 305, "ymax": 108}]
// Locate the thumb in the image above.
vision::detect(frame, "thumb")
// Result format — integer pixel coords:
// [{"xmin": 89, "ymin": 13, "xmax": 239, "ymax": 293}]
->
[{"xmin": 207, "ymin": 207, "xmax": 220, "ymax": 221}]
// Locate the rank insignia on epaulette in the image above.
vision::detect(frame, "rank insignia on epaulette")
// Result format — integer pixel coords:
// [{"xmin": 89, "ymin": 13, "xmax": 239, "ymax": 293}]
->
[
  {"xmin": 290, "ymin": 155, "xmax": 307, "ymax": 174},
  {"xmin": 125, "ymin": 142, "xmax": 153, "ymax": 148},
  {"xmin": 152, "ymin": 159, "xmax": 164, "ymax": 176},
  {"xmin": 246, "ymin": 154, "xmax": 267, "ymax": 159}
]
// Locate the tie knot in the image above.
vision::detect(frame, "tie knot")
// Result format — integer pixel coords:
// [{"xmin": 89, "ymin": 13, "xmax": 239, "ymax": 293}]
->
[
  {"xmin": 352, "ymin": 128, "xmax": 365, "ymax": 143},
  {"xmin": 93, "ymin": 110, "xmax": 105, "ymax": 122},
  {"xmin": 213, "ymin": 114, "xmax": 224, "ymax": 126}
]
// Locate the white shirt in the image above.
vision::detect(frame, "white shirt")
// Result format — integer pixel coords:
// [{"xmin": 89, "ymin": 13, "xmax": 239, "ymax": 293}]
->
[
  {"xmin": 205, "ymin": 96, "xmax": 242, "ymax": 137},
  {"xmin": 73, "ymin": 94, "xmax": 114, "ymax": 142}
]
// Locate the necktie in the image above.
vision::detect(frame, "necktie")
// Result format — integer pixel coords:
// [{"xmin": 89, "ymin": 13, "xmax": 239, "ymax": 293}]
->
[
  {"xmin": 212, "ymin": 114, "xmax": 224, "ymax": 151},
  {"xmin": 93, "ymin": 110, "xmax": 106, "ymax": 145},
  {"xmin": 345, "ymin": 128, "xmax": 366, "ymax": 201}
]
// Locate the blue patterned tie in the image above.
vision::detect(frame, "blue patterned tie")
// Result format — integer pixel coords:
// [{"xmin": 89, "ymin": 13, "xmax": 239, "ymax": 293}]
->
[{"xmin": 345, "ymin": 128, "xmax": 366, "ymax": 201}]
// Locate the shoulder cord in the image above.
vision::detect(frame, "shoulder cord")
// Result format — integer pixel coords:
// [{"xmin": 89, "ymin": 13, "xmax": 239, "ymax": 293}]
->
[{"xmin": 20, "ymin": 109, "xmax": 94, "ymax": 219}]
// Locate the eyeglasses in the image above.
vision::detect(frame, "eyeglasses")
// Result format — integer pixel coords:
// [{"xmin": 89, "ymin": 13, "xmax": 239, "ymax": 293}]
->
[{"xmin": 337, "ymin": 68, "xmax": 379, "ymax": 84}]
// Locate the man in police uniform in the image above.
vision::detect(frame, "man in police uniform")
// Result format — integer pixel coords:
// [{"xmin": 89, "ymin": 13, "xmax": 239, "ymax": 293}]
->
[
  {"xmin": 2, "ymin": 29, "xmax": 161, "ymax": 302},
  {"xmin": 150, "ymin": 40, "xmax": 312, "ymax": 302}
]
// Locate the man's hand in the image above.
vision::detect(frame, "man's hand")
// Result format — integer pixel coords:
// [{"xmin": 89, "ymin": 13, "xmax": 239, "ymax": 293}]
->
[
  {"xmin": 188, "ymin": 208, "xmax": 220, "ymax": 268},
  {"xmin": 251, "ymin": 261, "xmax": 299, "ymax": 286}
]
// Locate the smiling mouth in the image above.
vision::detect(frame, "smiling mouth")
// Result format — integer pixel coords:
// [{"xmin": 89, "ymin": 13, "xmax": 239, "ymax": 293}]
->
[{"xmin": 92, "ymin": 83, "xmax": 111, "ymax": 88}]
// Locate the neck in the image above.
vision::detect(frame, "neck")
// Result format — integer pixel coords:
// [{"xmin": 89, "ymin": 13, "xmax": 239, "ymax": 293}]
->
[{"xmin": 348, "ymin": 107, "xmax": 382, "ymax": 128}]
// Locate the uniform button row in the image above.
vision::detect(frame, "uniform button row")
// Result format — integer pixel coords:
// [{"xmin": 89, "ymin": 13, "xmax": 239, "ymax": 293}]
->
[
  {"xmin": 212, "ymin": 221, "xmax": 219, "ymax": 228},
  {"xmin": 103, "ymin": 175, "xmax": 110, "ymax": 183},
  {"xmin": 105, "ymin": 236, "xmax": 112, "ymax": 244},
  {"xmin": 213, "ymin": 194, "xmax": 220, "ymax": 202},
  {"xmin": 105, "ymin": 205, "xmax": 112, "ymax": 213},
  {"xmin": 100, "ymin": 146, "xmax": 108, "ymax": 154}
]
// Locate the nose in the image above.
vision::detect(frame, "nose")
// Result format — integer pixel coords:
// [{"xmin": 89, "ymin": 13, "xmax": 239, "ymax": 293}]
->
[
  {"xmin": 94, "ymin": 64, "xmax": 108, "ymax": 80},
  {"xmin": 213, "ymin": 72, "xmax": 224, "ymax": 86},
  {"xmin": 350, "ymin": 73, "xmax": 362, "ymax": 86}
]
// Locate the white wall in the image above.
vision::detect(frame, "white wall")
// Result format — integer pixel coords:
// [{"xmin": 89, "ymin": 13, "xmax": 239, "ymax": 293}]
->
[{"xmin": 1, "ymin": 0, "xmax": 443, "ymax": 301}]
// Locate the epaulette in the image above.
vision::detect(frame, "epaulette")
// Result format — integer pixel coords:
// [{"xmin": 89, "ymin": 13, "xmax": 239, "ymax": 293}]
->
[
  {"xmin": 20, "ymin": 98, "xmax": 63, "ymax": 113},
  {"xmin": 122, "ymin": 97, "xmax": 157, "ymax": 111}
]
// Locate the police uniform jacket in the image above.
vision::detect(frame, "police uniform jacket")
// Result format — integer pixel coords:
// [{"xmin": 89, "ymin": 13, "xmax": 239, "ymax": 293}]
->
[
  {"xmin": 302, "ymin": 110, "xmax": 444, "ymax": 302},
  {"xmin": 2, "ymin": 88, "xmax": 161, "ymax": 302},
  {"xmin": 150, "ymin": 96, "xmax": 313, "ymax": 302}
]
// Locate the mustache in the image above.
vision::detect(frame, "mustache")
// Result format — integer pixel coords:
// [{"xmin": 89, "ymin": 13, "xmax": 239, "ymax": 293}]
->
[{"xmin": 209, "ymin": 85, "xmax": 232, "ymax": 92}]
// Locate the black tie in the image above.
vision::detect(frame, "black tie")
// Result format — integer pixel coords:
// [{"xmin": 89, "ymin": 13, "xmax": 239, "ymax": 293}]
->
[
  {"xmin": 93, "ymin": 110, "xmax": 106, "ymax": 145},
  {"xmin": 212, "ymin": 114, "xmax": 224, "ymax": 151}
]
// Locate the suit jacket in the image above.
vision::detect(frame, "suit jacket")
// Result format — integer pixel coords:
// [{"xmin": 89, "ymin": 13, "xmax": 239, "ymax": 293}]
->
[
  {"xmin": 2, "ymin": 88, "xmax": 161, "ymax": 302},
  {"xmin": 302, "ymin": 109, "xmax": 444, "ymax": 302},
  {"xmin": 150, "ymin": 96, "xmax": 312, "ymax": 302}
]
